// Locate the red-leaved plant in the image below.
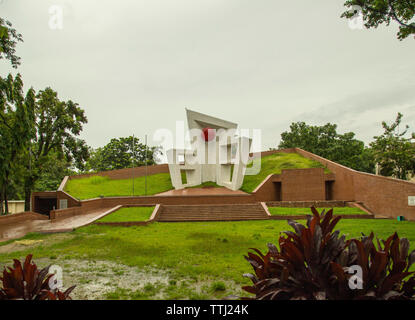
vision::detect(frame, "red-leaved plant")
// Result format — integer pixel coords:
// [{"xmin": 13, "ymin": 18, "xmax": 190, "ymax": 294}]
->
[
  {"xmin": 242, "ymin": 207, "xmax": 415, "ymax": 300},
  {"xmin": 0, "ymin": 254, "xmax": 75, "ymax": 300}
]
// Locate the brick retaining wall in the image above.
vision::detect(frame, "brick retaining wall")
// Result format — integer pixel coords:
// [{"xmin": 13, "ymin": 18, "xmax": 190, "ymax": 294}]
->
[{"xmin": 0, "ymin": 211, "xmax": 48, "ymax": 226}]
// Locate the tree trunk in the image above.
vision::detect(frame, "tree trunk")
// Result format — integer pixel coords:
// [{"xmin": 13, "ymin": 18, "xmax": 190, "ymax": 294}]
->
[
  {"xmin": 24, "ymin": 174, "xmax": 36, "ymax": 212},
  {"xmin": 24, "ymin": 187, "xmax": 31, "ymax": 212},
  {"xmin": 3, "ymin": 184, "xmax": 8, "ymax": 215},
  {"xmin": 0, "ymin": 190, "xmax": 3, "ymax": 215}
]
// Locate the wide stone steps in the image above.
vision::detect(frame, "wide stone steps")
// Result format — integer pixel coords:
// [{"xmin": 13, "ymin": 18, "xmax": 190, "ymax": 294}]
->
[{"xmin": 156, "ymin": 203, "xmax": 269, "ymax": 222}]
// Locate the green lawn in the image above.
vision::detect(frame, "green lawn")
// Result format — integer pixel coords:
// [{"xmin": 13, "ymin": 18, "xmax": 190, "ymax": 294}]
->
[
  {"xmin": 0, "ymin": 217, "xmax": 413, "ymax": 299},
  {"xmin": 97, "ymin": 207, "xmax": 155, "ymax": 223},
  {"xmin": 268, "ymin": 207, "xmax": 368, "ymax": 216},
  {"xmin": 240, "ymin": 152, "xmax": 328, "ymax": 193},
  {"xmin": 64, "ymin": 173, "xmax": 173, "ymax": 200}
]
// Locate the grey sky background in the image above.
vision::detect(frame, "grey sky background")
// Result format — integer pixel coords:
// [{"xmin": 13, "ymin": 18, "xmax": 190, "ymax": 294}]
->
[{"xmin": 1, "ymin": 0, "xmax": 414, "ymax": 160}]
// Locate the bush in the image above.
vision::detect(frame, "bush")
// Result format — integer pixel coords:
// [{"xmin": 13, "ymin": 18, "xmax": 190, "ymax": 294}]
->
[
  {"xmin": 242, "ymin": 207, "xmax": 415, "ymax": 300},
  {"xmin": 0, "ymin": 254, "xmax": 75, "ymax": 300}
]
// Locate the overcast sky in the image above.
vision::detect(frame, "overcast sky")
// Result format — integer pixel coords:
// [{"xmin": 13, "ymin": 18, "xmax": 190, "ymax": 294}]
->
[{"xmin": 1, "ymin": 0, "xmax": 414, "ymax": 158}]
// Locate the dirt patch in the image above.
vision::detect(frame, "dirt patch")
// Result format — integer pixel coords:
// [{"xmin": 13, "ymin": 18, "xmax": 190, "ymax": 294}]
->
[
  {"xmin": 30, "ymin": 258, "xmax": 243, "ymax": 300},
  {"xmin": 35, "ymin": 258, "xmax": 170, "ymax": 300},
  {"xmin": 0, "ymin": 234, "xmax": 74, "ymax": 254}
]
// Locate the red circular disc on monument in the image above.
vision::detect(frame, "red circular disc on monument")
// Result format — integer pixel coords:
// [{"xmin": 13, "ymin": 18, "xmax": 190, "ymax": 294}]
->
[{"xmin": 202, "ymin": 127, "xmax": 215, "ymax": 141}]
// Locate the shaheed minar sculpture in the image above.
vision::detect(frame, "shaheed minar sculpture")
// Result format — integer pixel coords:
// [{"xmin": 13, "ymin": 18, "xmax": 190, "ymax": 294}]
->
[{"xmin": 167, "ymin": 109, "xmax": 253, "ymax": 191}]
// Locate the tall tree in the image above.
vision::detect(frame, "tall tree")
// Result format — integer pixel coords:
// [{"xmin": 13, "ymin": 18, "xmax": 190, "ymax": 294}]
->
[
  {"xmin": 33, "ymin": 151, "xmax": 75, "ymax": 192},
  {"xmin": 0, "ymin": 74, "xmax": 35, "ymax": 214},
  {"xmin": 370, "ymin": 113, "xmax": 415, "ymax": 180},
  {"xmin": 85, "ymin": 136, "xmax": 160, "ymax": 172},
  {"xmin": 278, "ymin": 122, "xmax": 375, "ymax": 173},
  {"xmin": 23, "ymin": 87, "xmax": 89, "ymax": 210},
  {"xmin": 341, "ymin": 0, "xmax": 415, "ymax": 40},
  {"xmin": 0, "ymin": 17, "xmax": 23, "ymax": 69}
]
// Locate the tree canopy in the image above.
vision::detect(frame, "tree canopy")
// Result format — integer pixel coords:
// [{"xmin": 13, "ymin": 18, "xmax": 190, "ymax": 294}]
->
[
  {"xmin": 342, "ymin": 0, "xmax": 415, "ymax": 40},
  {"xmin": 370, "ymin": 113, "xmax": 415, "ymax": 180},
  {"xmin": 0, "ymin": 73, "xmax": 35, "ymax": 214},
  {"xmin": 86, "ymin": 136, "xmax": 160, "ymax": 172},
  {"xmin": 21, "ymin": 87, "xmax": 90, "ymax": 210},
  {"xmin": 278, "ymin": 122, "xmax": 375, "ymax": 173},
  {"xmin": 0, "ymin": 17, "xmax": 23, "ymax": 68}
]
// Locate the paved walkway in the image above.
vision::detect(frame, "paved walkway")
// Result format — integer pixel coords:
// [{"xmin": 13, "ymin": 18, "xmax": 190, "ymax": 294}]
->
[
  {"xmin": 156, "ymin": 187, "xmax": 247, "ymax": 196},
  {"xmin": 0, "ymin": 207, "xmax": 118, "ymax": 242}
]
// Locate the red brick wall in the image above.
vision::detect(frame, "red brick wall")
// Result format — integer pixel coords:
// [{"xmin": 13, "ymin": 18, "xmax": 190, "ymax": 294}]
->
[
  {"xmin": 56, "ymin": 191, "xmax": 81, "ymax": 208},
  {"xmin": 293, "ymin": 148, "xmax": 355, "ymax": 201},
  {"xmin": 281, "ymin": 168, "xmax": 326, "ymax": 201},
  {"xmin": 99, "ymin": 194, "xmax": 255, "ymax": 207},
  {"xmin": 352, "ymin": 173, "xmax": 415, "ymax": 220},
  {"xmin": 293, "ymin": 148, "xmax": 415, "ymax": 220},
  {"xmin": 0, "ymin": 212, "xmax": 48, "ymax": 226},
  {"xmin": 266, "ymin": 200, "xmax": 347, "ymax": 207},
  {"xmin": 50, "ymin": 206, "xmax": 83, "ymax": 220},
  {"xmin": 253, "ymin": 175, "xmax": 280, "ymax": 202}
]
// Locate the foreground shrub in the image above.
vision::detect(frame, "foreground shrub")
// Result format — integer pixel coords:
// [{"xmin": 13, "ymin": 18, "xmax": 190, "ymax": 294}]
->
[
  {"xmin": 0, "ymin": 254, "xmax": 75, "ymax": 300},
  {"xmin": 242, "ymin": 207, "xmax": 415, "ymax": 300}
]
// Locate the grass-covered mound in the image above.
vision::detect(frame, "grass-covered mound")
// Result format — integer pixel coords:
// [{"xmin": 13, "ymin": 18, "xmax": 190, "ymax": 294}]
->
[
  {"xmin": 64, "ymin": 152, "xmax": 328, "ymax": 199},
  {"xmin": 267, "ymin": 207, "xmax": 367, "ymax": 216},
  {"xmin": 64, "ymin": 173, "xmax": 173, "ymax": 200},
  {"xmin": 240, "ymin": 152, "xmax": 328, "ymax": 193},
  {"xmin": 97, "ymin": 207, "xmax": 155, "ymax": 223}
]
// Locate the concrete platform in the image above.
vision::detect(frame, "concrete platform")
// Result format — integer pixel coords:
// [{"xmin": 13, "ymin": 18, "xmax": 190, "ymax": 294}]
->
[
  {"xmin": 156, "ymin": 187, "xmax": 247, "ymax": 196},
  {"xmin": 0, "ymin": 208, "xmax": 116, "ymax": 242}
]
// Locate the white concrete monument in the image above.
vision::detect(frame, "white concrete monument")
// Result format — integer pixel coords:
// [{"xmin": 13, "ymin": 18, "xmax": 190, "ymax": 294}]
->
[{"xmin": 167, "ymin": 109, "xmax": 252, "ymax": 191}]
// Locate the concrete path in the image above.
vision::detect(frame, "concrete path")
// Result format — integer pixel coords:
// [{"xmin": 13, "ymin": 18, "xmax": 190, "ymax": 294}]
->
[{"xmin": 0, "ymin": 207, "xmax": 119, "ymax": 242}]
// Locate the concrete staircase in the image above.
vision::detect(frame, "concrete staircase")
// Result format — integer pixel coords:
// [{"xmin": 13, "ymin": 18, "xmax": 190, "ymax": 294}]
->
[{"xmin": 156, "ymin": 203, "xmax": 269, "ymax": 222}]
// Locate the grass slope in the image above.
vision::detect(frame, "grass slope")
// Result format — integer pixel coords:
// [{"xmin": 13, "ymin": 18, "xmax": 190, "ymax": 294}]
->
[
  {"xmin": 97, "ymin": 207, "xmax": 155, "ymax": 223},
  {"xmin": 64, "ymin": 152, "xmax": 327, "ymax": 199},
  {"xmin": 0, "ymin": 218, "xmax": 413, "ymax": 299},
  {"xmin": 240, "ymin": 152, "xmax": 328, "ymax": 193},
  {"xmin": 64, "ymin": 173, "xmax": 173, "ymax": 200},
  {"xmin": 268, "ymin": 207, "xmax": 367, "ymax": 216}
]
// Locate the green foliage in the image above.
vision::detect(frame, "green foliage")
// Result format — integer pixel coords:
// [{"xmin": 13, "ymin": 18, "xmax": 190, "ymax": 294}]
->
[
  {"xmin": 0, "ymin": 17, "xmax": 23, "ymax": 68},
  {"xmin": 370, "ymin": 113, "xmax": 415, "ymax": 180},
  {"xmin": 22, "ymin": 87, "xmax": 89, "ymax": 209},
  {"xmin": 97, "ymin": 207, "xmax": 155, "ymax": 223},
  {"xmin": 64, "ymin": 173, "xmax": 173, "ymax": 199},
  {"xmin": 0, "ymin": 18, "xmax": 88, "ymax": 210},
  {"xmin": 33, "ymin": 87, "xmax": 89, "ymax": 171},
  {"xmin": 240, "ymin": 153, "xmax": 328, "ymax": 193},
  {"xmin": 0, "ymin": 73, "xmax": 35, "ymax": 214},
  {"xmin": 86, "ymin": 136, "xmax": 160, "ymax": 172},
  {"xmin": 268, "ymin": 207, "xmax": 368, "ymax": 216},
  {"xmin": 34, "ymin": 152, "xmax": 75, "ymax": 191},
  {"xmin": 278, "ymin": 122, "xmax": 375, "ymax": 173},
  {"xmin": 341, "ymin": 0, "xmax": 415, "ymax": 40},
  {"xmin": 242, "ymin": 208, "xmax": 415, "ymax": 300},
  {"xmin": 0, "ymin": 19, "xmax": 89, "ymax": 211}
]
